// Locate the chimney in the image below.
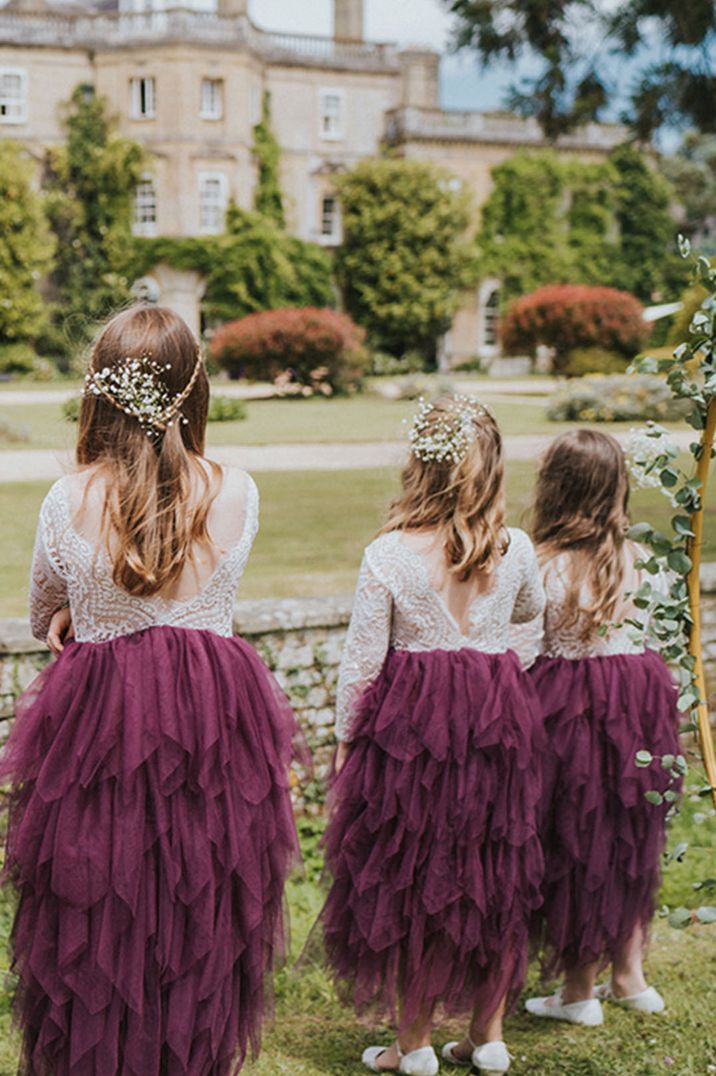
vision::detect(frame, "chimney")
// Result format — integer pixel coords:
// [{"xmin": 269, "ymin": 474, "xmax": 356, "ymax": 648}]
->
[
  {"xmin": 333, "ymin": 0, "xmax": 363, "ymax": 41},
  {"xmin": 217, "ymin": 0, "xmax": 247, "ymax": 15},
  {"xmin": 400, "ymin": 49, "xmax": 440, "ymax": 109}
]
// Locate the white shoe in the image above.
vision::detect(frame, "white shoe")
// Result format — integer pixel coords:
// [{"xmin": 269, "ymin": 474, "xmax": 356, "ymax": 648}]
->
[
  {"xmin": 471, "ymin": 1040, "xmax": 511, "ymax": 1074},
  {"xmin": 362, "ymin": 1044, "xmax": 439, "ymax": 1075},
  {"xmin": 594, "ymin": 982, "xmax": 665, "ymax": 1013},
  {"xmin": 525, "ymin": 990, "xmax": 604, "ymax": 1026}
]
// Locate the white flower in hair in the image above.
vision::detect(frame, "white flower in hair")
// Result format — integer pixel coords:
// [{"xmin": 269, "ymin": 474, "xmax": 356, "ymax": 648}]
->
[
  {"xmin": 84, "ymin": 352, "xmax": 202, "ymax": 437},
  {"xmin": 407, "ymin": 394, "xmax": 489, "ymax": 465}
]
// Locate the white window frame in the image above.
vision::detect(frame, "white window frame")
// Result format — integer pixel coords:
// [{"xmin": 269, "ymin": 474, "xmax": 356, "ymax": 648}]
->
[
  {"xmin": 0, "ymin": 67, "xmax": 27, "ymax": 125},
  {"xmin": 319, "ymin": 87, "xmax": 345, "ymax": 141},
  {"xmin": 478, "ymin": 280, "xmax": 501, "ymax": 357},
  {"xmin": 198, "ymin": 171, "xmax": 228, "ymax": 235},
  {"xmin": 319, "ymin": 193, "xmax": 342, "ymax": 245},
  {"xmin": 130, "ymin": 76, "xmax": 156, "ymax": 120},
  {"xmin": 132, "ymin": 175, "xmax": 158, "ymax": 237},
  {"xmin": 200, "ymin": 77, "xmax": 223, "ymax": 120}
]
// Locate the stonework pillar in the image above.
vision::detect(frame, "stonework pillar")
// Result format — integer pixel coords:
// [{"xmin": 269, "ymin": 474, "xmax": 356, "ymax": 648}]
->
[
  {"xmin": 400, "ymin": 49, "xmax": 440, "ymax": 109},
  {"xmin": 333, "ymin": 0, "xmax": 363, "ymax": 41},
  {"xmin": 147, "ymin": 264, "xmax": 207, "ymax": 339}
]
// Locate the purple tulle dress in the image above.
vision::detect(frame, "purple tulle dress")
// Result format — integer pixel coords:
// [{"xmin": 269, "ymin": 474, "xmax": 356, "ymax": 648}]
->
[
  {"xmin": 521, "ymin": 552, "xmax": 682, "ymax": 976},
  {"xmin": 1, "ymin": 474, "xmax": 299, "ymax": 1076},
  {"xmin": 321, "ymin": 529, "xmax": 546, "ymax": 1030}
]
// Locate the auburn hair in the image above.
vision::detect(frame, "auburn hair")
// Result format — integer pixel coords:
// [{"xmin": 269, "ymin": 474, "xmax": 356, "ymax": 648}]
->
[
  {"xmin": 76, "ymin": 305, "xmax": 221, "ymax": 597},
  {"xmin": 380, "ymin": 397, "xmax": 509, "ymax": 579},
  {"xmin": 531, "ymin": 429, "xmax": 630, "ymax": 632}
]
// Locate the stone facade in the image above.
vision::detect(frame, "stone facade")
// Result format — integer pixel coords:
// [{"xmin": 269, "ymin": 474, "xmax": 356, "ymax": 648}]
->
[
  {"xmin": 0, "ymin": 0, "xmax": 627, "ymax": 364},
  {"xmin": 1, "ymin": 579, "xmax": 716, "ymax": 811}
]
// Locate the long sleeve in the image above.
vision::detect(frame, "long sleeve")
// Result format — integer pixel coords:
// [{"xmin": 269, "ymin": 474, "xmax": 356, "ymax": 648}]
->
[
  {"xmin": 335, "ymin": 553, "xmax": 393, "ymax": 742},
  {"xmin": 29, "ymin": 489, "xmax": 69, "ymax": 642},
  {"xmin": 511, "ymin": 533, "xmax": 545, "ymax": 625}
]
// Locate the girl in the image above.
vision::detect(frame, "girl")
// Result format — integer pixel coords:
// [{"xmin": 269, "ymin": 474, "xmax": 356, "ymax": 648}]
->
[
  {"xmin": 524, "ymin": 429, "xmax": 681, "ymax": 1026},
  {"xmin": 321, "ymin": 396, "xmax": 545, "ymax": 1076},
  {"xmin": 1, "ymin": 306, "xmax": 299, "ymax": 1075}
]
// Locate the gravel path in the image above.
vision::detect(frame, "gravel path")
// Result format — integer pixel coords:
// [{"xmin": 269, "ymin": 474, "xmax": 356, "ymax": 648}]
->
[{"xmin": 0, "ymin": 431, "xmax": 695, "ymax": 484}]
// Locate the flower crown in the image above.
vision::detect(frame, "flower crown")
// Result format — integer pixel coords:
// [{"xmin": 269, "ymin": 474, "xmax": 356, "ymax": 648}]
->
[
  {"xmin": 84, "ymin": 351, "xmax": 203, "ymax": 437},
  {"xmin": 407, "ymin": 395, "xmax": 490, "ymax": 465}
]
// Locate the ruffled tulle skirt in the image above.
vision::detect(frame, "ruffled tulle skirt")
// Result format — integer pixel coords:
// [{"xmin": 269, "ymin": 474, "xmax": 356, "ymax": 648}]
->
[
  {"xmin": 529, "ymin": 650, "xmax": 681, "ymax": 976},
  {"xmin": 321, "ymin": 647, "xmax": 544, "ymax": 1030},
  {"xmin": 0, "ymin": 626, "xmax": 299, "ymax": 1076}
]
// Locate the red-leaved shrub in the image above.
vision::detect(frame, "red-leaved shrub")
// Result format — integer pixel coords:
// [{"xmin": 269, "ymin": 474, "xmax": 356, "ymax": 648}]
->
[
  {"xmin": 501, "ymin": 285, "xmax": 648, "ymax": 373},
  {"xmin": 210, "ymin": 307, "xmax": 367, "ymax": 394}
]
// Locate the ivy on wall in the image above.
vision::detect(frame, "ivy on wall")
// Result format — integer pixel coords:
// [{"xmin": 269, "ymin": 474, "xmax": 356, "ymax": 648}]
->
[{"xmin": 252, "ymin": 91, "xmax": 285, "ymax": 230}]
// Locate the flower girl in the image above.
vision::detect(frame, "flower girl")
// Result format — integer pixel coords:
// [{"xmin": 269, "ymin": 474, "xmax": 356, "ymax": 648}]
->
[
  {"xmin": 1, "ymin": 306, "xmax": 299, "ymax": 1075},
  {"xmin": 524, "ymin": 430, "xmax": 681, "ymax": 1026},
  {"xmin": 321, "ymin": 396, "xmax": 545, "ymax": 1076}
]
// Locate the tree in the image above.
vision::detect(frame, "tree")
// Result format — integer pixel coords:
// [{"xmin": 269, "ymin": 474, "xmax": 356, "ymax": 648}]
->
[
  {"xmin": 445, "ymin": 0, "xmax": 716, "ymax": 141},
  {"xmin": 335, "ymin": 159, "xmax": 476, "ymax": 359},
  {"xmin": 44, "ymin": 85, "xmax": 145, "ymax": 351},
  {"xmin": 475, "ymin": 147, "xmax": 685, "ymax": 303},
  {"xmin": 252, "ymin": 91, "xmax": 285, "ymax": 229},
  {"xmin": 661, "ymin": 133, "xmax": 716, "ymax": 255},
  {"xmin": 0, "ymin": 140, "xmax": 54, "ymax": 345}
]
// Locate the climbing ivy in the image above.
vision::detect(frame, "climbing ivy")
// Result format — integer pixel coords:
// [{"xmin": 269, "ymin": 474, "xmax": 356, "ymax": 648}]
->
[{"xmin": 252, "ymin": 91, "xmax": 285, "ymax": 229}]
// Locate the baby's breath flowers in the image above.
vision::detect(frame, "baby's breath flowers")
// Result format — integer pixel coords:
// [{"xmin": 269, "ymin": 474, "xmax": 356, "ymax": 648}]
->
[
  {"xmin": 84, "ymin": 352, "xmax": 203, "ymax": 437},
  {"xmin": 406, "ymin": 395, "xmax": 488, "ymax": 465}
]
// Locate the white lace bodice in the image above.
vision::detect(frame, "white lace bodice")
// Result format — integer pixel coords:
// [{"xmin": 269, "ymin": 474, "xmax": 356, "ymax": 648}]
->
[
  {"xmin": 335, "ymin": 527, "xmax": 544, "ymax": 741},
  {"xmin": 30, "ymin": 471, "xmax": 259, "ymax": 644},
  {"xmin": 510, "ymin": 547, "xmax": 671, "ymax": 664}
]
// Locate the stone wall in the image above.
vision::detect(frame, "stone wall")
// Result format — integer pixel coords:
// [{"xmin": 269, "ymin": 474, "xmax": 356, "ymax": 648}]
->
[{"xmin": 2, "ymin": 579, "xmax": 715, "ymax": 811}]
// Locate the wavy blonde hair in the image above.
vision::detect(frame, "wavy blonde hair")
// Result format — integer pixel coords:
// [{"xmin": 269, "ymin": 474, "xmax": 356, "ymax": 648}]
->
[
  {"xmin": 76, "ymin": 305, "xmax": 221, "ymax": 597},
  {"xmin": 380, "ymin": 397, "xmax": 509, "ymax": 579},
  {"xmin": 532, "ymin": 429, "xmax": 630, "ymax": 632}
]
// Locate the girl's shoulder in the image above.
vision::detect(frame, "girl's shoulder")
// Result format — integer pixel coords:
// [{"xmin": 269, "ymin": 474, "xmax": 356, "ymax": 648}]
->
[{"xmin": 504, "ymin": 526, "xmax": 538, "ymax": 564}]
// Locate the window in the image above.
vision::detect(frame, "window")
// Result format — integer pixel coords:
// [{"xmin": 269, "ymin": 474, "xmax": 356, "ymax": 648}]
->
[
  {"xmin": 0, "ymin": 68, "xmax": 27, "ymax": 124},
  {"xmin": 130, "ymin": 77, "xmax": 156, "ymax": 119},
  {"xmin": 479, "ymin": 283, "xmax": 500, "ymax": 354},
  {"xmin": 319, "ymin": 88, "xmax": 345, "ymax": 140},
  {"xmin": 199, "ymin": 172, "xmax": 227, "ymax": 234},
  {"xmin": 320, "ymin": 194, "xmax": 342, "ymax": 244},
  {"xmin": 133, "ymin": 177, "xmax": 157, "ymax": 237},
  {"xmin": 200, "ymin": 78, "xmax": 223, "ymax": 120}
]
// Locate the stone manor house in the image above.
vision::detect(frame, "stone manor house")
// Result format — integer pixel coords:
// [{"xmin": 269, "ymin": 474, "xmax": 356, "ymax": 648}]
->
[{"xmin": 0, "ymin": 0, "xmax": 626, "ymax": 363}]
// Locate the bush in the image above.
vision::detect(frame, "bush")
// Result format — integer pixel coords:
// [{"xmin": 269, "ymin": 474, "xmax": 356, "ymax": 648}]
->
[
  {"xmin": 369, "ymin": 351, "xmax": 426, "ymax": 377},
  {"xmin": 0, "ymin": 342, "xmax": 38, "ymax": 377},
  {"xmin": 502, "ymin": 284, "xmax": 649, "ymax": 373},
  {"xmin": 547, "ymin": 374, "xmax": 690, "ymax": 423},
  {"xmin": 210, "ymin": 308, "xmax": 367, "ymax": 395},
  {"xmin": 668, "ymin": 283, "xmax": 709, "ymax": 345},
  {"xmin": 207, "ymin": 395, "xmax": 246, "ymax": 423},
  {"xmin": 563, "ymin": 348, "xmax": 629, "ymax": 377}
]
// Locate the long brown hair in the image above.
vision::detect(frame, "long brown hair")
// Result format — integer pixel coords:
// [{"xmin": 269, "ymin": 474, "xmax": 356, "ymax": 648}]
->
[
  {"xmin": 532, "ymin": 429, "xmax": 630, "ymax": 630},
  {"xmin": 76, "ymin": 305, "xmax": 221, "ymax": 597},
  {"xmin": 380, "ymin": 397, "xmax": 508, "ymax": 579}
]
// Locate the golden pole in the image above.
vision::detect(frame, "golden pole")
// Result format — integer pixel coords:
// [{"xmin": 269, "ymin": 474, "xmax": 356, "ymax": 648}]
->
[{"xmin": 686, "ymin": 396, "xmax": 716, "ymax": 809}]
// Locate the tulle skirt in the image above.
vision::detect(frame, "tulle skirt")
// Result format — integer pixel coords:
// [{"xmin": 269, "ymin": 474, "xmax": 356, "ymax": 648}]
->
[
  {"xmin": 0, "ymin": 626, "xmax": 299, "ymax": 1076},
  {"xmin": 321, "ymin": 647, "xmax": 544, "ymax": 1030},
  {"xmin": 529, "ymin": 649, "xmax": 681, "ymax": 976}
]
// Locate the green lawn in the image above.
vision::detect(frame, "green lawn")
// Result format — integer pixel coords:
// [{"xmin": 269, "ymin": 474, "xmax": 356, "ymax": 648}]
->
[
  {"xmin": 0, "ymin": 788, "xmax": 714, "ymax": 1075},
  {"xmin": 1, "ymin": 464, "xmax": 714, "ymax": 619},
  {"xmin": 0, "ymin": 392, "xmax": 691, "ymax": 450}
]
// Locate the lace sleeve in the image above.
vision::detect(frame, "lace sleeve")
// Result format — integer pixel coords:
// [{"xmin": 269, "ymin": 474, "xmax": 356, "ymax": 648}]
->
[
  {"xmin": 335, "ymin": 553, "xmax": 393, "ymax": 742},
  {"xmin": 29, "ymin": 486, "xmax": 69, "ymax": 642},
  {"xmin": 511, "ymin": 533, "xmax": 545, "ymax": 625}
]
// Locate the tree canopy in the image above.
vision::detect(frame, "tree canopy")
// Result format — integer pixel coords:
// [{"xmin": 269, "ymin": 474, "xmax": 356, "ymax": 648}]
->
[{"xmin": 445, "ymin": 0, "xmax": 716, "ymax": 141}]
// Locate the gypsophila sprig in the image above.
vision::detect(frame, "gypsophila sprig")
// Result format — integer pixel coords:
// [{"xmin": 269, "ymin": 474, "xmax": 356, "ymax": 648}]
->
[
  {"xmin": 84, "ymin": 352, "xmax": 202, "ymax": 438},
  {"xmin": 406, "ymin": 395, "xmax": 487, "ymax": 465}
]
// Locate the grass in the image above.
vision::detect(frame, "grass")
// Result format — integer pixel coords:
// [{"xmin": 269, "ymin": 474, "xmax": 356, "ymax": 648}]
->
[
  {"xmin": 0, "ymin": 789, "xmax": 714, "ymax": 1075},
  {"xmin": 0, "ymin": 393, "xmax": 692, "ymax": 451},
  {"xmin": 1, "ymin": 464, "xmax": 714, "ymax": 619}
]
